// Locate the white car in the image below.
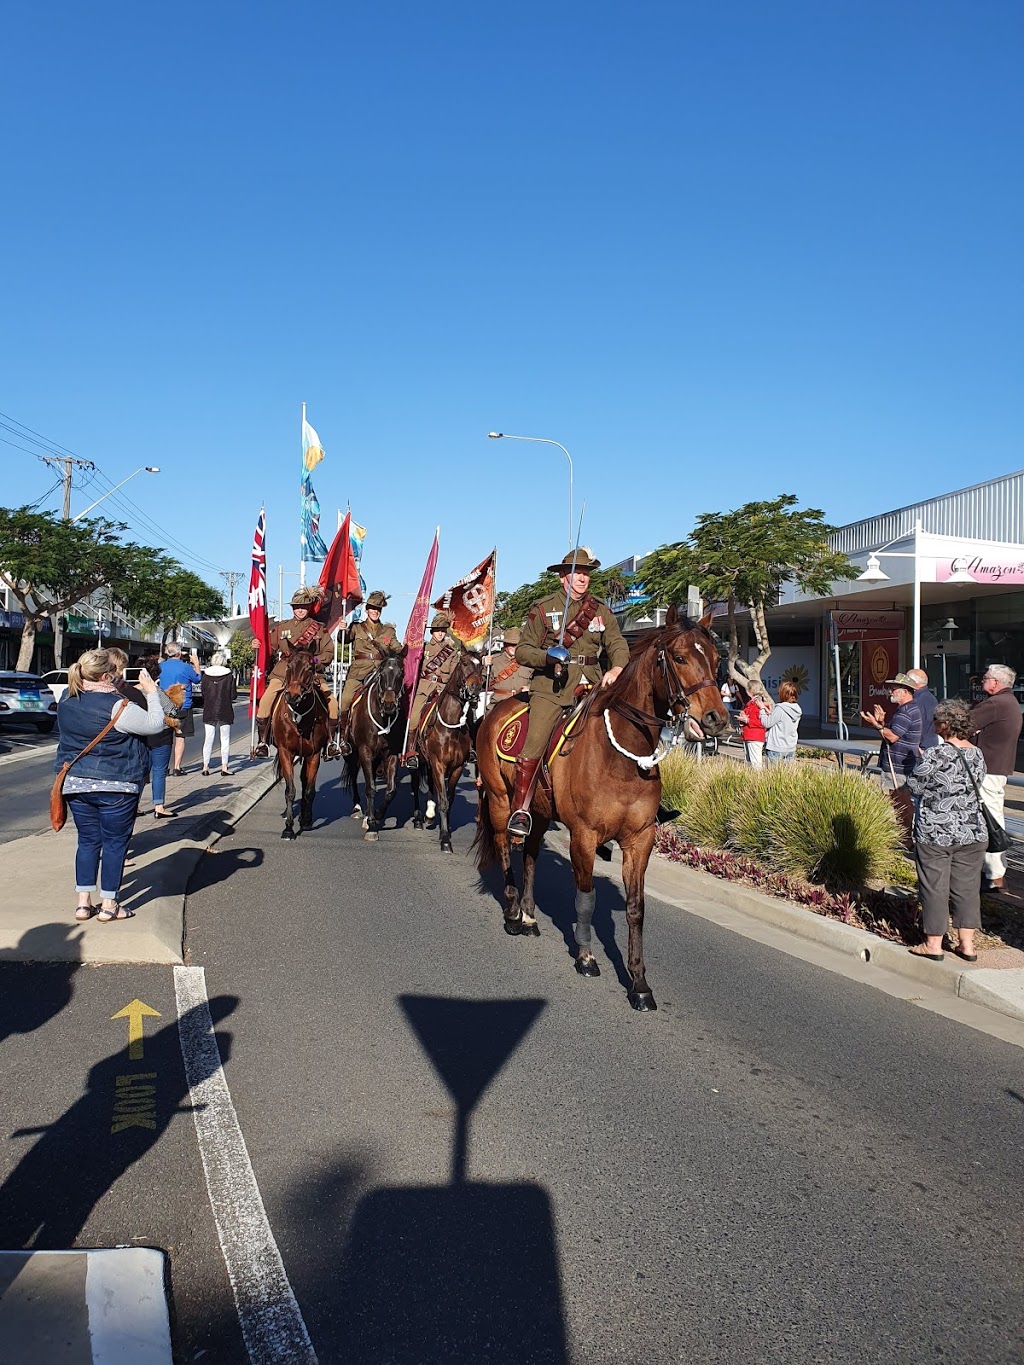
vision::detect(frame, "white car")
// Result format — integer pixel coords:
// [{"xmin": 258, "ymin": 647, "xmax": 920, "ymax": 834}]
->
[
  {"xmin": 0, "ymin": 672, "xmax": 59, "ymax": 733},
  {"xmin": 39, "ymin": 668, "xmax": 71, "ymax": 703}
]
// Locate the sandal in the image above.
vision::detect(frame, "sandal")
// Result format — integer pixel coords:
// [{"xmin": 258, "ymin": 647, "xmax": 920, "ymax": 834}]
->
[
  {"xmin": 908, "ymin": 944, "xmax": 944, "ymax": 961},
  {"xmin": 75, "ymin": 904, "xmax": 97, "ymax": 921},
  {"xmin": 220, "ymin": 768, "xmax": 232, "ymax": 776},
  {"xmin": 97, "ymin": 905, "xmax": 135, "ymax": 922}
]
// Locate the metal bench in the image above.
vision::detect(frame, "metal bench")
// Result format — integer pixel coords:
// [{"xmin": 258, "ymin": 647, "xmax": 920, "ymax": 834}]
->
[{"xmin": 798, "ymin": 737, "xmax": 879, "ymax": 773}]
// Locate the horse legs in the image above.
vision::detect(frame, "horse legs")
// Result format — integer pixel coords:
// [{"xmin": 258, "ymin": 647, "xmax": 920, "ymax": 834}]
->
[
  {"xmin": 370, "ymin": 754, "xmax": 400, "ymax": 833},
  {"xmin": 621, "ymin": 827, "xmax": 658, "ymax": 1011},
  {"xmin": 411, "ymin": 761, "xmax": 425, "ymax": 830},
  {"xmin": 279, "ymin": 751, "xmax": 297, "ymax": 840},
  {"xmin": 434, "ymin": 756, "xmax": 461, "ymax": 853},
  {"xmin": 361, "ymin": 751, "xmax": 379, "ymax": 839},
  {"xmin": 299, "ymin": 752, "xmax": 321, "ymax": 830},
  {"xmin": 344, "ymin": 751, "xmax": 363, "ymax": 819},
  {"xmin": 568, "ymin": 827, "xmax": 602, "ymax": 974},
  {"xmin": 517, "ymin": 815, "xmax": 549, "ymax": 935}
]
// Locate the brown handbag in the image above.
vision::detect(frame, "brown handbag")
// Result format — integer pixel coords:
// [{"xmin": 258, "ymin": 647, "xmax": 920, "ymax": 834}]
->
[{"xmin": 50, "ymin": 699, "xmax": 130, "ymax": 832}]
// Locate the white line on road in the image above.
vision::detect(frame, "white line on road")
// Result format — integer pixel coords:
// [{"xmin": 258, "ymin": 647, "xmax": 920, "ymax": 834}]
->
[
  {"xmin": 174, "ymin": 965, "xmax": 319, "ymax": 1365},
  {"xmin": 0, "ymin": 742, "xmax": 57, "ymax": 768}
]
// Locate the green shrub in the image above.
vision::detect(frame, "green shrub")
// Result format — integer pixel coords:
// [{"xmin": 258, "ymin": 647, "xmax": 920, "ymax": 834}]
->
[
  {"xmin": 677, "ymin": 760, "xmax": 750, "ymax": 850},
  {"xmin": 731, "ymin": 765, "xmax": 795, "ymax": 861},
  {"xmin": 658, "ymin": 750, "xmax": 703, "ymax": 824}
]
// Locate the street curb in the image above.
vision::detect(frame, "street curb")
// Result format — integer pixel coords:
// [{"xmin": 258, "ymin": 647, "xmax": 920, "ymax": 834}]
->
[{"xmin": 545, "ymin": 828, "xmax": 1024, "ymax": 1024}]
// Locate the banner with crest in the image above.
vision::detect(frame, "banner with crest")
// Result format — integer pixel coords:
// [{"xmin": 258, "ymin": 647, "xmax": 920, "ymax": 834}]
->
[{"xmin": 432, "ymin": 549, "xmax": 496, "ymax": 649}]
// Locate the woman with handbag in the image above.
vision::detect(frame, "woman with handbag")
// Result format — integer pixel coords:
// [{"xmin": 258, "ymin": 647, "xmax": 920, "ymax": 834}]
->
[
  {"xmin": 904, "ymin": 700, "xmax": 988, "ymax": 962},
  {"xmin": 55, "ymin": 648, "xmax": 166, "ymax": 922}
]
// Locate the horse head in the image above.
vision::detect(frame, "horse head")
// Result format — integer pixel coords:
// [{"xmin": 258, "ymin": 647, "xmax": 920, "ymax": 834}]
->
[
  {"xmin": 457, "ymin": 648, "xmax": 485, "ymax": 705},
  {"xmin": 655, "ymin": 606, "xmax": 729, "ymax": 741},
  {"xmin": 375, "ymin": 651, "xmax": 406, "ymax": 719},
  {"xmin": 284, "ymin": 647, "xmax": 316, "ymax": 695}
]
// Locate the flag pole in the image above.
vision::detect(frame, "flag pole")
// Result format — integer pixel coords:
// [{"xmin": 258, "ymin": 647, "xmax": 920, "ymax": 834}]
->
[
  {"xmin": 299, "ymin": 402, "xmax": 306, "ymax": 588},
  {"xmin": 483, "ymin": 546, "xmax": 498, "ymax": 693},
  {"xmin": 400, "ymin": 524, "xmax": 440, "ymax": 758}
]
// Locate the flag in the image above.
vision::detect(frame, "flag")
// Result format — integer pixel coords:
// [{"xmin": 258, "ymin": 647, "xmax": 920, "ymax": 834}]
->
[
  {"xmin": 247, "ymin": 507, "xmax": 271, "ymax": 716},
  {"xmin": 318, "ymin": 510, "xmax": 364, "ymax": 632},
  {"xmin": 433, "ymin": 549, "xmax": 496, "ymax": 649},
  {"xmin": 301, "ymin": 414, "xmax": 325, "ymax": 472},
  {"xmin": 347, "ymin": 517, "xmax": 368, "ymax": 623},
  {"xmin": 403, "ymin": 527, "xmax": 440, "ymax": 693},
  {"xmin": 300, "ymin": 408, "xmax": 329, "ymax": 561}
]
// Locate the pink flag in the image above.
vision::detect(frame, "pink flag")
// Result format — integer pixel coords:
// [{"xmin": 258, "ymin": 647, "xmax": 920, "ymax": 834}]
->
[
  {"xmin": 247, "ymin": 508, "xmax": 271, "ymax": 717},
  {"xmin": 403, "ymin": 526, "xmax": 440, "ymax": 693}
]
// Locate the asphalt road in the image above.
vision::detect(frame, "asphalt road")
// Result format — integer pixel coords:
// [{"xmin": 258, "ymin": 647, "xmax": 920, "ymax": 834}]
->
[{"xmin": 1, "ymin": 764, "xmax": 1022, "ymax": 1364}]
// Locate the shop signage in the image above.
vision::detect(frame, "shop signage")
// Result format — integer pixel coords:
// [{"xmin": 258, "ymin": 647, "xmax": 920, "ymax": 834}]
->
[
  {"xmin": 0, "ymin": 610, "xmax": 50, "ymax": 631},
  {"xmin": 936, "ymin": 554, "xmax": 1024, "ymax": 585},
  {"xmin": 829, "ymin": 610, "xmax": 904, "ymax": 640}
]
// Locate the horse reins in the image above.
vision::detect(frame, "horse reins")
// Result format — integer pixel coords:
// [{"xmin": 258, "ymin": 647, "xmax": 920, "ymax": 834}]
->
[
  {"xmin": 430, "ymin": 657, "xmax": 482, "ymax": 732},
  {"xmin": 602, "ymin": 632, "xmax": 718, "ymax": 769}
]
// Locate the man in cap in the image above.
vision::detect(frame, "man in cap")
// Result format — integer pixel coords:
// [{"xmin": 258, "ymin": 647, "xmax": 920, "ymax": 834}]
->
[
  {"xmin": 337, "ymin": 589, "xmax": 402, "ymax": 756},
  {"xmin": 507, "ymin": 548, "xmax": 630, "ymax": 837},
  {"xmin": 485, "ymin": 626, "xmax": 533, "ymax": 708},
  {"xmin": 254, "ymin": 586, "xmax": 343, "ymax": 758},
  {"xmin": 403, "ymin": 611, "xmax": 459, "ymax": 769}
]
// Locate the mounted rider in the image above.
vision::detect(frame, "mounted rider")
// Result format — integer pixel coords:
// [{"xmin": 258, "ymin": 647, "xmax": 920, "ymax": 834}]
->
[
  {"xmin": 485, "ymin": 626, "xmax": 533, "ymax": 708},
  {"xmin": 403, "ymin": 611, "xmax": 460, "ymax": 769},
  {"xmin": 254, "ymin": 585, "xmax": 342, "ymax": 759},
  {"xmin": 508, "ymin": 548, "xmax": 630, "ymax": 838},
  {"xmin": 337, "ymin": 589, "xmax": 402, "ymax": 756}
]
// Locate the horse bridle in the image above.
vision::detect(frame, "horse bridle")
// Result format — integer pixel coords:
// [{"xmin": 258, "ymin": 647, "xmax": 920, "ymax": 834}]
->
[
  {"xmin": 431, "ymin": 656, "xmax": 483, "ymax": 731},
  {"xmin": 602, "ymin": 629, "xmax": 719, "ymax": 766},
  {"xmin": 365, "ymin": 657, "xmax": 403, "ymax": 735}
]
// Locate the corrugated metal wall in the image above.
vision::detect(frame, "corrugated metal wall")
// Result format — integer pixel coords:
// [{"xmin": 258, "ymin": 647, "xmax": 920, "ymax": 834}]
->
[{"xmin": 830, "ymin": 471, "xmax": 1024, "ymax": 554}]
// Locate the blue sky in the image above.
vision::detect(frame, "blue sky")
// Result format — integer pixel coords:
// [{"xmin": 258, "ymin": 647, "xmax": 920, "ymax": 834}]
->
[{"xmin": 2, "ymin": 1, "xmax": 1021, "ymax": 627}]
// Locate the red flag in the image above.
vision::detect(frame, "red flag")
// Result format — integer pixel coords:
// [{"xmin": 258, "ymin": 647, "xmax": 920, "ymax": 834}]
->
[
  {"xmin": 433, "ymin": 550, "xmax": 495, "ymax": 648},
  {"xmin": 247, "ymin": 507, "xmax": 271, "ymax": 716},
  {"xmin": 318, "ymin": 511, "xmax": 363, "ymax": 632},
  {"xmin": 403, "ymin": 527, "xmax": 440, "ymax": 693}
]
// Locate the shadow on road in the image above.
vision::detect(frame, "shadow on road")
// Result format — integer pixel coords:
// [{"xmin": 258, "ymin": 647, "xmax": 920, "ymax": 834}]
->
[{"xmin": 0, "ymin": 924, "xmax": 83, "ymax": 1044}]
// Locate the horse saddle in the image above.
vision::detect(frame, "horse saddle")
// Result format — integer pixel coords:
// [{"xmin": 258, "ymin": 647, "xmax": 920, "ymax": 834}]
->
[{"xmin": 495, "ymin": 694, "xmax": 591, "ymax": 768}]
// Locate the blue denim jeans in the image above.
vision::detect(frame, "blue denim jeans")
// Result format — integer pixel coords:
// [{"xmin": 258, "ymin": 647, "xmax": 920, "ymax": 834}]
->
[
  {"xmin": 766, "ymin": 750, "xmax": 795, "ymax": 765},
  {"xmin": 150, "ymin": 743, "xmax": 172, "ymax": 807},
  {"xmin": 68, "ymin": 791, "xmax": 137, "ymax": 900}
]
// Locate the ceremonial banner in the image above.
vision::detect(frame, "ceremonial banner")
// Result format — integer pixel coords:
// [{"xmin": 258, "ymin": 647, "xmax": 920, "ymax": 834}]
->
[
  {"xmin": 433, "ymin": 549, "xmax": 496, "ymax": 648},
  {"xmin": 300, "ymin": 406, "xmax": 328, "ymax": 561},
  {"xmin": 346, "ymin": 516, "xmax": 368, "ymax": 624},
  {"xmin": 247, "ymin": 507, "xmax": 271, "ymax": 717},
  {"xmin": 403, "ymin": 527, "xmax": 440, "ymax": 693},
  {"xmin": 319, "ymin": 511, "xmax": 364, "ymax": 632}
]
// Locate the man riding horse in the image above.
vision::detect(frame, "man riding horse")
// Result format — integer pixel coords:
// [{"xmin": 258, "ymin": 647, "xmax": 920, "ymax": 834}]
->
[
  {"xmin": 254, "ymin": 586, "xmax": 343, "ymax": 759},
  {"xmin": 508, "ymin": 547, "xmax": 630, "ymax": 838},
  {"xmin": 403, "ymin": 611, "xmax": 460, "ymax": 769},
  {"xmin": 484, "ymin": 626, "xmax": 533, "ymax": 708},
  {"xmin": 337, "ymin": 589, "xmax": 402, "ymax": 757}
]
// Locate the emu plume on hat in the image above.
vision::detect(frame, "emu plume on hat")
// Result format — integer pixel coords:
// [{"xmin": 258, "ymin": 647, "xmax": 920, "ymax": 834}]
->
[
  {"xmin": 365, "ymin": 590, "xmax": 389, "ymax": 608},
  {"xmin": 546, "ymin": 546, "xmax": 601, "ymax": 575},
  {"xmin": 290, "ymin": 586, "xmax": 321, "ymax": 607},
  {"xmin": 429, "ymin": 612, "xmax": 450, "ymax": 630}
]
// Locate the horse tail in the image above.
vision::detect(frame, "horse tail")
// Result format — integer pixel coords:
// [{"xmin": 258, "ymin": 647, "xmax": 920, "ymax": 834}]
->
[{"xmin": 471, "ymin": 787, "xmax": 498, "ymax": 870}]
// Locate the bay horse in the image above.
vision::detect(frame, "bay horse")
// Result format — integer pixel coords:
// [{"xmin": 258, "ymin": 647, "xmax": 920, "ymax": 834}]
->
[
  {"xmin": 341, "ymin": 650, "xmax": 408, "ymax": 841},
  {"xmin": 410, "ymin": 649, "xmax": 485, "ymax": 852},
  {"xmin": 272, "ymin": 648, "xmax": 331, "ymax": 839},
  {"xmin": 473, "ymin": 608, "xmax": 728, "ymax": 1010}
]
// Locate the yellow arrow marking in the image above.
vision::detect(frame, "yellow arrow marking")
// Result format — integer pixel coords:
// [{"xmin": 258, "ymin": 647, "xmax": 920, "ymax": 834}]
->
[{"xmin": 111, "ymin": 999, "xmax": 161, "ymax": 1060}]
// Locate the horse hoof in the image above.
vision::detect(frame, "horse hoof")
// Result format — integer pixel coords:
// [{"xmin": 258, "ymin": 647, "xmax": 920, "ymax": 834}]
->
[
  {"xmin": 350, "ymin": 807, "xmax": 363, "ymax": 820},
  {"xmin": 361, "ymin": 817, "xmax": 369, "ymax": 832},
  {"xmin": 627, "ymin": 989, "xmax": 658, "ymax": 1012},
  {"xmin": 440, "ymin": 840, "xmax": 453, "ymax": 853},
  {"xmin": 281, "ymin": 829, "xmax": 296, "ymax": 841},
  {"xmin": 364, "ymin": 830, "xmax": 379, "ymax": 843},
  {"xmin": 412, "ymin": 816, "xmax": 424, "ymax": 830},
  {"xmin": 575, "ymin": 956, "xmax": 601, "ymax": 978}
]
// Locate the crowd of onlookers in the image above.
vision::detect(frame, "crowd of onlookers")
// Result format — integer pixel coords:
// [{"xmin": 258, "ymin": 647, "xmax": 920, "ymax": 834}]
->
[{"xmin": 54, "ymin": 643, "xmax": 239, "ymax": 924}]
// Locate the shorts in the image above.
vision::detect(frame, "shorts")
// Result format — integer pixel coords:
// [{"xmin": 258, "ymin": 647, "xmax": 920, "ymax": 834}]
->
[{"xmin": 177, "ymin": 709, "xmax": 195, "ymax": 737}]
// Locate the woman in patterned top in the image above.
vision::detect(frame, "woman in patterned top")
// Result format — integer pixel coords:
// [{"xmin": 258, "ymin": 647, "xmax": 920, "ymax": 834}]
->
[{"xmin": 904, "ymin": 700, "xmax": 987, "ymax": 962}]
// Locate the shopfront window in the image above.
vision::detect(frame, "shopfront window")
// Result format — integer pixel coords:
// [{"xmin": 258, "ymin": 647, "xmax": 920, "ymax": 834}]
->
[{"xmin": 973, "ymin": 591, "xmax": 1024, "ymax": 706}]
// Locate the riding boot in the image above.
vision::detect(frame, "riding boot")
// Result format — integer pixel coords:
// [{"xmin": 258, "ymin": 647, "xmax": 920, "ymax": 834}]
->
[
  {"xmin": 336, "ymin": 712, "xmax": 351, "ymax": 757},
  {"xmin": 403, "ymin": 729, "xmax": 419, "ymax": 769},
  {"xmin": 253, "ymin": 716, "xmax": 271, "ymax": 758},
  {"xmin": 325, "ymin": 718, "xmax": 342, "ymax": 761},
  {"xmin": 507, "ymin": 756, "xmax": 542, "ymax": 839}
]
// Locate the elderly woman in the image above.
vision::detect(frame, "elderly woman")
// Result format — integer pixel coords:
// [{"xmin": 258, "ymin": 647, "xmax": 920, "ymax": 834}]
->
[
  {"xmin": 200, "ymin": 651, "xmax": 238, "ymax": 776},
  {"xmin": 56, "ymin": 648, "xmax": 166, "ymax": 922},
  {"xmin": 904, "ymin": 699, "xmax": 987, "ymax": 962}
]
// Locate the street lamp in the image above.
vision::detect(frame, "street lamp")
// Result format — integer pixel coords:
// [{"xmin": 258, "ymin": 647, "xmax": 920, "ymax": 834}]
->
[
  {"xmin": 72, "ymin": 467, "xmax": 161, "ymax": 522},
  {"xmin": 856, "ymin": 518, "xmax": 974, "ymax": 668},
  {"xmin": 487, "ymin": 433, "xmax": 573, "ymax": 548}
]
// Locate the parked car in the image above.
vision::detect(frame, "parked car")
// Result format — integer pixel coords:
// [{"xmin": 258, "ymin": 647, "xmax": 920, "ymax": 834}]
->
[
  {"xmin": 40, "ymin": 668, "xmax": 71, "ymax": 703},
  {"xmin": 0, "ymin": 672, "xmax": 59, "ymax": 733}
]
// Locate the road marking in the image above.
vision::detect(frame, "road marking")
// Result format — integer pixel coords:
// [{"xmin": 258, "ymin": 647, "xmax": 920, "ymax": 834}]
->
[
  {"xmin": 112, "ymin": 998, "xmax": 161, "ymax": 1059},
  {"xmin": 85, "ymin": 1247, "xmax": 173, "ymax": 1365},
  {"xmin": 0, "ymin": 743, "xmax": 58, "ymax": 768},
  {"xmin": 174, "ymin": 965, "xmax": 319, "ymax": 1365}
]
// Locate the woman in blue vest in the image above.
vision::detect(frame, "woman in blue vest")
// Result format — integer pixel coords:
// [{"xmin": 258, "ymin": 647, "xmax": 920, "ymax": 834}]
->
[{"xmin": 56, "ymin": 648, "xmax": 166, "ymax": 922}]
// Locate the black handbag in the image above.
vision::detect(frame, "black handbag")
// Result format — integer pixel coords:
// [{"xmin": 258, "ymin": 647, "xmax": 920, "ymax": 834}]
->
[{"xmin": 955, "ymin": 748, "xmax": 1012, "ymax": 854}]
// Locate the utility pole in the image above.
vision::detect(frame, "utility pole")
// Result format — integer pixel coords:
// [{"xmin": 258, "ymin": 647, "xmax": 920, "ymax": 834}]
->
[
  {"xmin": 220, "ymin": 570, "xmax": 243, "ymax": 616},
  {"xmin": 41, "ymin": 455, "xmax": 95, "ymax": 521}
]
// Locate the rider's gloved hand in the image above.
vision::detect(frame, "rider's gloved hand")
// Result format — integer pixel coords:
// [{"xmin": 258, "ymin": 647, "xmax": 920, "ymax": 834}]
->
[{"xmin": 547, "ymin": 644, "xmax": 570, "ymax": 692}]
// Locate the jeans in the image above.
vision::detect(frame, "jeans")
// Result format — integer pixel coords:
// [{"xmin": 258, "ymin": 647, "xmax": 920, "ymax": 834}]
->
[
  {"xmin": 150, "ymin": 743, "xmax": 172, "ymax": 807},
  {"xmin": 766, "ymin": 750, "xmax": 795, "ymax": 764},
  {"xmin": 203, "ymin": 723, "xmax": 232, "ymax": 770},
  {"xmin": 68, "ymin": 791, "xmax": 137, "ymax": 900}
]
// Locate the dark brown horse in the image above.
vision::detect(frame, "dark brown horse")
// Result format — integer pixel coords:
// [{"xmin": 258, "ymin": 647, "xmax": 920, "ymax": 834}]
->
[
  {"xmin": 341, "ymin": 650, "xmax": 408, "ymax": 842},
  {"xmin": 474, "ymin": 608, "xmax": 727, "ymax": 1010},
  {"xmin": 410, "ymin": 649, "xmax": 486, "ymax": 852},
  {"xmin": 272, "ymin": 648, "xmax": 331, "ymax": 839}
]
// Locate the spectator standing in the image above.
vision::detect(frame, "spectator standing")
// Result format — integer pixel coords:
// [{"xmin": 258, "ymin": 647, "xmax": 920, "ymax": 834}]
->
[
  {"xmin": 906, "ymin": 667, "xmax": 939, "ymax": 749},
  {"xmin": 759, "ymin": 681, "xmax": 802, "ymax": 763},
  {"xmin": 200, "ymin": 651, "xmax": 238, "ymax": 776},
  {"xmin": 108, "ymin": 648, "xmax": 176, "ymax": 819},
  {"xmin": 159, "ymin": 642, "xmax": 202, "ymax": 775},
  {"xmin": 904, "ymin": 701, "xmax": 987, "ymax": 961},
  {"xmin": 737, "ymin": 685, "xmax": 767, "ymax": 769},
  {"xmin": 970, "ymin": 664, "xmax": 1023, "ymax": 892},
  {"xmin": 56, "ymin": 648, "xmax": 166, "ymax": 922},
  {"xmin": 860, "ymin": 674, "xmax": 922, "ymax": 787}
]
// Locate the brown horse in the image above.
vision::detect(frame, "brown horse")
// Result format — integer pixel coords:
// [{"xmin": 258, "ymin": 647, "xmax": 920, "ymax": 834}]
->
[
  {"xmin": 341, "ymin": 650, "xmax": 408, "ymax": 842},
  {"xmin": 473, "ymin": 608, "xmax": 728, "ymax": 1010},
  {"xmin": 271, "ymin": 649, "xmax": 331, "ymax": 839},
  {"xmin": 410, "ymin": 649, "xmax": 486, "ymax": 852}
]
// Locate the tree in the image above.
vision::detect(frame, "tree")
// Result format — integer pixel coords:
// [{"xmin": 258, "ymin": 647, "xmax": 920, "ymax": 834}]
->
[
  {"xmin": 129, "ymin": 568, "xmax": 225, "ymax": 649},
  {"xmin": 638, "ymin": 495, "xmax": 857, "ymax": 688},
  {"xmin": 229, "ymin": 629, "xmax": 256, "ymax": 672}
]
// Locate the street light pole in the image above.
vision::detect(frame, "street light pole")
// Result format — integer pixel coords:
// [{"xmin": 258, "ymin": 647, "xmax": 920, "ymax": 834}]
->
[
  {"xmin": 72, "ymin": 467, "xmax": 161, "ymax": 522},
  {"xmin": 487, "ymin": 433, "xmax": 573, "ymax": 548}
]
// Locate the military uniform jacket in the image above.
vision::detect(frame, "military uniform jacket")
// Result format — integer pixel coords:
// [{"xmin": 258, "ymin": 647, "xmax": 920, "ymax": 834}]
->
[
  {"xmin": 413, "ymin": 638, "xmax": 459, "ymax": 703},
  {"xmin": 268, "ymin": 614, "xmax": 335, "ymax": 682},
  {"xmin": 516, "ymin": 592, "xmax": 629, "ymax": 703},
  {"xmin": 487, "ymin": 655, "xmax": 534, "ymax": 703},
  {"xmin": 347, "ymin": 618, "xmax": 401, "ymax": 683}
]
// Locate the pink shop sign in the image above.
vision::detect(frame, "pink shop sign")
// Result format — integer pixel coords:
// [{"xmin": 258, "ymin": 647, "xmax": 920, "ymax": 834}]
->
[{"xmin": 936, "ymin": 554, "xmax": 1024, "ymax": 585}]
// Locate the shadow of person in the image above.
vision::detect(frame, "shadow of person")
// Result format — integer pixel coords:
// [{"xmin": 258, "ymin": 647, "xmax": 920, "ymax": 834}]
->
[
  {"xmin": 0, "ymin": 924, "xmax": 83, "ymax": 1045},
  {"xmin": 329, "ymin": 996, "xmax": 569, "ymax": 1363},
  {"xmin": 0, "ymin": 995, "xmax": 238, "ymax": 1250},
  {"xmin": 183, "ymin": 847, "xmax": 264, "ymax": 895}
]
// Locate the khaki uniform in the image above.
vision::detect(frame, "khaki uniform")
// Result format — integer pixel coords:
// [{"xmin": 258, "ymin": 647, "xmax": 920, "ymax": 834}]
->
[
  {"xmin": 516, "ymin": 592, "xmax": 629, "ymax": 760},
  {"xmin": 486, "ymin": 652, "xmax": 534, "ymax": 707},
  {"xmin": 409, "ymin": 637, "xmax": 460, "ymax": 731},
  {"xmin": 340, "ymin": 617, "xmax": 401, "ymax": 713},
  {"xmin": 257, "ymin": 613, "xmax": 339, "ymax": 721}
]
